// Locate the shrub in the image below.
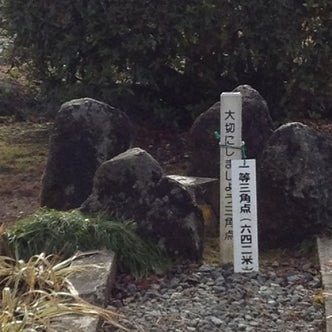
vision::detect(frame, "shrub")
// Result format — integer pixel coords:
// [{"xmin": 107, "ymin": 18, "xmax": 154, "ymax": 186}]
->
[
  {"xmin": 4, "ymin": 209, "xmax": 171, "ymax": 280},
  {"xmin": 1, "ymin": 0, "xmax": 331, "ymax": 124}
]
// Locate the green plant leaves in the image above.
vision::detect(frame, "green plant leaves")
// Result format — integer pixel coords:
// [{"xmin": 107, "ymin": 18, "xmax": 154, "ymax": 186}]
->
[
  {"xmin": 1, "ymin": 0, "xmax": 331, "ymax": 123},
  {"xmin": 5, "ymin": 209, "xmax": 171, "ymax": 280}
]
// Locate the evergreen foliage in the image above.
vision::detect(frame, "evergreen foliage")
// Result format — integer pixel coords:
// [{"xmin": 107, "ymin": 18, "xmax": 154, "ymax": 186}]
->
[
  {"xmin": 1, "ymin": 0, "xmax": 331, "ymax": 124},
  {"xmin": 5, "ymin": 209, "xmax": 171, "ymax": 280}
]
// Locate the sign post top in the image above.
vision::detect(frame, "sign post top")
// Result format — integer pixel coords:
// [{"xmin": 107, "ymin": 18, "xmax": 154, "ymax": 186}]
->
[{"xmin": 220, "ymin": 92, "xmax": 242, "ymax": 98}]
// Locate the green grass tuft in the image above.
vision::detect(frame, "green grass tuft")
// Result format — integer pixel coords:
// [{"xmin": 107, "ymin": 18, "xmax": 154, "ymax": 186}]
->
[
  {"xmin": 0, "ymin": 139, "xmax": 47, "ymax": 175},
  {"xmin": 5, "ymin": 209, "xmax": 171, "ymax": 280}
]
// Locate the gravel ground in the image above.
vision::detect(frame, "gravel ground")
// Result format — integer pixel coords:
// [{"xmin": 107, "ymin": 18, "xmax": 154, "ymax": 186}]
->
[{"xmin": 104, "ymin": 254, "xmax": 325, "ymax": 332}]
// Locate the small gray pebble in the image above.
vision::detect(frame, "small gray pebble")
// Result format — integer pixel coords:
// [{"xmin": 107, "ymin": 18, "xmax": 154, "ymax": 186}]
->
[{"xmin": 210, "ymin": 316, "xmax": 223, "ymax": 326}]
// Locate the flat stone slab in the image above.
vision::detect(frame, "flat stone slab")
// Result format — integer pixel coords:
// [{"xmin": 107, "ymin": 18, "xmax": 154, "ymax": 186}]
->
[
  {"xmin": 167, "ymin": 175, "xmax": 219, "ymax": 234},
  {"xmin": 317, "ymin": 237, "xmax": 332, "ymax": 332},
  {"xmin": 69, "ymin": 250, "xmax": 117, "ymax": 307},
  {"xmin": 167, "ymin": 175, "xmax": 219, "ymax": 210},
  {"xmin": 51, "ymin": 250, "xmax": 117, "ymax": 332}
]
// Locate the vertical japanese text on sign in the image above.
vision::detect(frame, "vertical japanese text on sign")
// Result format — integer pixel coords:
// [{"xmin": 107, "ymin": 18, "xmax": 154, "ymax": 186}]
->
[
  {"xmin": 231, "ymin": 159, "xmax": 259, "ymax": 273},
  {"xmin": 220, "ymin": 92, "xmax": 242, "ymax": 264}
]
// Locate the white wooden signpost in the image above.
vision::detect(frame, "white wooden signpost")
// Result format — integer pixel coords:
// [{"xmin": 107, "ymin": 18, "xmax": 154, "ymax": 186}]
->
[
  {"xmin": 219, "ymin": 92, "xmax": 242, "ymax": 264},
  {"xmin": 219, "ymin": 92, "xmax": 259, "ymax": 272},
  {"xmin": 231, "ymin": 159, "xmax": 259, "ymax": 272}
]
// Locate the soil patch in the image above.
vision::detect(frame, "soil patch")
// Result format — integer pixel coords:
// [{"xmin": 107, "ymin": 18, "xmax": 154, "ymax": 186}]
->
[{"xmin": 0, "ymin": 119, "xmax": 190, "ymax": 228}]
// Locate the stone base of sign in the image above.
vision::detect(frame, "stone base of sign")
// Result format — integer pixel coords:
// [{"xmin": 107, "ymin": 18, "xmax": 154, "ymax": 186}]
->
[
  {"xmin": 317, "ymin": 237, "xmax": 332, "ymax": 332},
  {"xmin": 167, "ymin": 175, "xmax": 219, "ymax": 235},
  {"xmin": 51, "ymin": 250, "xmax": 117, "ymax": 332}
]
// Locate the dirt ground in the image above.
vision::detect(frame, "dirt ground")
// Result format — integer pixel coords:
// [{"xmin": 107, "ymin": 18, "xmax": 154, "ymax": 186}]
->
[
  {"xmin": 0, "ymin": 120, "xmax": 49, "ymax": 227},
  {"xmin": 0, "ymin": 118, "xmax": 190, "ymax": 228}
]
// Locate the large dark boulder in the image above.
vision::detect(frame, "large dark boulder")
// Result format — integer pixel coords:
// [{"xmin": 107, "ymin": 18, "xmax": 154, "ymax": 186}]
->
[
  {"xmin": 187, "ymin": 102, "xmax": 220, "ymax": 178},
  {"xmin": 81, "ymin": 148, "xmax": 204, "ymax": 261},
  {"xmin": 233, "ymin": 85, "xmax": 274, "ymax": 160},
  {"xmin": 188, "ymin": 85, "xmax": 274, "ymax": 177},
  {"xmin": 81, "ymin": 147, "xmax": 164, "ymax": 218},
  {"xmin": 40, "ymin": 98, "xmax": 133, "ymax": 210},
  {"xmin": 259, "ymin": 122, "xmax": 332, "ymax": 246}
]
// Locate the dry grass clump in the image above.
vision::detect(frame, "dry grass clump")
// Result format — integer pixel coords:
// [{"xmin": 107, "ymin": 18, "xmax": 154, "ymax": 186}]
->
[{"xmin": 0, "ymin": 253, "xmax": 125, "ymax": 331}]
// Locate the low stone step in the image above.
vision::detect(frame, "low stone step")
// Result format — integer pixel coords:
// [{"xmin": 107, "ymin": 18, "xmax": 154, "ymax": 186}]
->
[{"xmin": 51, "ymin": 250, "xmax": 117, "ymax": 332}]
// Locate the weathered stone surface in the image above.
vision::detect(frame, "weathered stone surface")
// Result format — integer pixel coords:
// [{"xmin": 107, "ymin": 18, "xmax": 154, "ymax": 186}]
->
[
  {"xmin": 81, "ymin": 147, "xmax": 164, "ymax": 218},
  {"xmin": 167, "ymin": 175, "xmax": 219, "ymax": 235},
  {"xmin": 142, "ymin": 176, "xmax": 204, "ymax": 260},
  {"xmin": 187, "ymin": 102, "xmax": 220, "ymax": 178},
  {"xmin": 52, "ymin": 315, "xmax": 99, "ymax": 332},
  {"xmin": 188, "ymin": 85, "xmax": 274, "ymax": 177},
  {"xmin": 40, "ymin": 98, "xmax": 133, "ymax": 210},
  {"xmin": 259, "ymin": 122, "xmax": 332, "ymax": 247},
  {"xmin": 233, "ymin": 85, "xmax": 274, "ymax": 159},
  {"xmin": 81, "ymin": 148, "xmax": 204, "ymax": 261},
  {"xmin": 51, "ymin": 250, "xmax": 117, "ymax": 332},
  {"xmin": 69, "ymin": 250, "xmax": 116, "ymax": 307}
]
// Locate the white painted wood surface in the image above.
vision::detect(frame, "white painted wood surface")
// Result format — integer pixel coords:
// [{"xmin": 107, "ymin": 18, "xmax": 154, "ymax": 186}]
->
[
  {"xmin": 219, "ymin": 92, "xmax": 242, "ymax": 264},
  {"xmin": 231, "ymin": 159, "xmax": 259, "ymax": 272}
]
